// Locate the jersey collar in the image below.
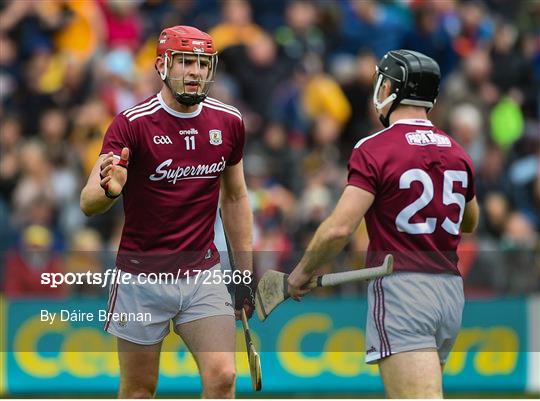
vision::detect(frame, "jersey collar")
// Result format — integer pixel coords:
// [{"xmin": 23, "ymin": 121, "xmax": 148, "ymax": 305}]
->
[
  {"xmin": 157, "ymin": 92, "xmax": 203, "ymax": 118},
  {"xmin": 393, "ymin": 118, "xmax": 433, "ymax": 126}
]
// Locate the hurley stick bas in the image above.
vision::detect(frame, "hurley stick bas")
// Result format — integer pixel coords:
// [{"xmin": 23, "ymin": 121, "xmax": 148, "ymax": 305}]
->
[
  {"xmin": 241, "ymin": 308, "xmax": 262, "ymax": 391},
  {"xmin": 255, "ymin": 254, "xmax": 394, "ymax": 321},
  {"xmin": 219, "ymin": 210, "xmax": 262, "ymax": 391}
]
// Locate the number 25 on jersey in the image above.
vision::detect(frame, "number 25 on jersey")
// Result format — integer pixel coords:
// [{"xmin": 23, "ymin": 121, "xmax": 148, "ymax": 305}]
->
[{"xmin": 396, "ymin": 169, "xmax": 467, "ymax": 235}]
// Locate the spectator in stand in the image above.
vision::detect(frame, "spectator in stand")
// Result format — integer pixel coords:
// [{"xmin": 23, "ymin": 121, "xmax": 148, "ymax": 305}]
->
[
  {"xmin": 500, "ymin": 211, "xmax": 539, "ymax": 294},
  {"xmin": 0, "ymin": 116, "xmax": 22, "ymax": 204},
  {"xmin": 301, "ymin": 53, "xmax": 351, "ymax": 132},
  {"xmin": 39, "ymin": 109, "xmax": 72, "ymax": 169},
  {"xmin": 401, "ymin": 4, "xmax": 458, "ymax": 78},
  {"xmin": 98, "ymin": 0, "xmax": 143, "ymax": 52},
  {"xmin": 482, "ymin": 192, "xmax": 510, "ymax": 241},
  {"xmin": 0, "ymin": 0, "xmax": 60, "ymax": 60},
  {"xmin": 448, "ymin": 103, "xmax": 486, "ymax": 167},
  {"xmin": 70, "ymin": 98, "xmax": 112, "ymax": 176},
  {"xmin": 271, "ymin": 53, "xmax": 351, "ymax": 148},
  {"xmin": 254, "ymin": 209, "xmax": 293, "ymax": 278},
  {"xmin": 51, "ymin": 0, "xmax": 105, "ymax": 64},
  {"xmin": 209, "ymin": 0, "xmax": 266, "ymax": 52},
  {"xmin": 248, "ymin": 122, "xmax": 301, "ymax": 192},
  {"xmin": 337, "ymin": 0, "xmax": 407, "ymax": 58},
  {"xmin": 274, "ymin": 0, "xmax": 326, "ymax": 62},
  {"xmin": 97, "ymin": 48, "xmax": 138, "ymax": 115},
  {"xmin": 505, "ymin": 130, "xmax": 540, "ymax": 228},
  {"xmin": 0, "ymin": 33, "xmax": 18, "ymax": 105},
  {"xmin": 475, "ymin": 143, "xmax": 509, "ymax": 201},
  {"xmin": 65, "ymin": 227, "xmax": 106, "ymax": 296},
  {"xmin": 11, "ymin": 141, "xmax": 56, "ymax": 226},
  {"xmin": 10, "ymin": 48, "xmax": 57, "ymax": 136},
  {"xmin": 5, "ymin": 224, "xmax": 66, "ymax": 298},
  {"xmin": 39, "ymin": 108, "xmax": 83, "ymax": 233},
  {"xmin": 443, "ymin": 49, "xmax": 498, "ymax": 114},
  {"xmin": 452, "ymin": 0, "xmax": 494, "ymax": 58},
  {"xmin": 461, "ymin": 191, "xmax": 508, "ymax": 297},
  {"xmin": 489, "ymin": 21, "xmax": 536, "ymax": 116},
  {"xmin": 270, "ymin": 61, "xmax": 311, "ymax": 139},
  {"xmin": 340, "ymin": 51, "xmax": 378, "ymax": 156},
  {"xmin": 224, "ymin": 32, "xmax": 293, "ymax": 122}
]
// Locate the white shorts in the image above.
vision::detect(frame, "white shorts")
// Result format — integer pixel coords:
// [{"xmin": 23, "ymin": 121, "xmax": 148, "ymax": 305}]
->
[
  {"xmin": 365, "ymin": 271, "xmax": 464, "ymax": 364},
  {"xmin": 104, "ymin": 264, "xmax": 234, "ymax": 345}
]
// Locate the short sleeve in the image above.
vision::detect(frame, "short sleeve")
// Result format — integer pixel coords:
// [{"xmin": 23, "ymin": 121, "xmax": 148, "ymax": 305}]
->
[
  {"xmin": 100, "ymin": 114, "xmax": 134, "ymax": 157},
  {"xmin": 347, "ymin": 147, "xmax": 379, "ymax": 195},
  {"xmin": 465, "ymin": 155, "xmax": 476, "ymax": 202},
  {"xmin": 227, "ymin": 117, "xmax": 246, "ymax": 166}
]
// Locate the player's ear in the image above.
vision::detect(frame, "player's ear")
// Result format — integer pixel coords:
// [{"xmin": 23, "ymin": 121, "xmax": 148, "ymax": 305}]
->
[
  {"xmin": 381, "ymin": 78, "xmax": 391, "ymax": 98},
  {"xmin": 375, "ymin": 78, "xmax": 388, "ymax": 103},
  {"xmin": 155, "ymin": 55, "xmax": 167, "ymax": 75}
]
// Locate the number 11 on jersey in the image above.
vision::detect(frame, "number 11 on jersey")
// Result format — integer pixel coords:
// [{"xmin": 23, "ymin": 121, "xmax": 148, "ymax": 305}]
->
[{"xmin": 185, "ymin": 136, "xmax": 196, "ymax": 150}]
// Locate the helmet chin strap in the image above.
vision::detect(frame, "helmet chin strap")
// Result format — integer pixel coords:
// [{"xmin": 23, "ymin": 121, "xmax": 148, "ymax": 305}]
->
[
  {"xmin": 373, "ymin": 74, "xmax": 398, "ymax": 128},
  {"xmin": 378, "ymin": 97, "xmax": 398, "ymax": 128},
  {"xmin": 164, "ymin": 78, "xmax": 206, "ymax": 106},
  {"xmin": 378, "ymin": 112, "xmax": 390, "ymax": 128}
]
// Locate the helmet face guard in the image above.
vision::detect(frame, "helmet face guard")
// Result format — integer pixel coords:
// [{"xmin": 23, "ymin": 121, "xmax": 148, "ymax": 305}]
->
[
  {"xmin": 156, "ymin": 26, "xmax": 218, "ymax": 106},
  {"xmin": 159, "ymin": 51, "xmax": 218, "ymax": 106},
  {"xmin": 373, "ymin": 50, "xmax": 441, "ymax": 127}
]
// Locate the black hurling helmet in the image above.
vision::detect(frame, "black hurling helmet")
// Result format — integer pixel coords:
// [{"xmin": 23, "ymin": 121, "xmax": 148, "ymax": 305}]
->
[{"xmin": 373, "ymin": 50, "xmax": 441, "ymax": 127}]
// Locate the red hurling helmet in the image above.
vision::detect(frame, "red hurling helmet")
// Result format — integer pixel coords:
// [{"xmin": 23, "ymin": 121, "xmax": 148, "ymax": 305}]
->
[{"xmin": 156, "ymin": 25, "xmax": 218, "ymax": 106}]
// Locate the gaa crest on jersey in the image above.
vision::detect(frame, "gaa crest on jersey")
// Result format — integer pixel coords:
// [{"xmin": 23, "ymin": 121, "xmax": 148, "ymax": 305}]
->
[{"xmin": 209, "ymin": 129, "xmax": 222, "ymax": 145}]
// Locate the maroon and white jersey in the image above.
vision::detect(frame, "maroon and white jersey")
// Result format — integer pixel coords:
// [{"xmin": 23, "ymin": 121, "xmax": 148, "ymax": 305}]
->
[
  {"xmin": 100, "ymin": 93, "xmax": 245, "ymax": 275},
  {"xmin": 348, "ymin": 119, "xmax": 475, "ymax": 275}
]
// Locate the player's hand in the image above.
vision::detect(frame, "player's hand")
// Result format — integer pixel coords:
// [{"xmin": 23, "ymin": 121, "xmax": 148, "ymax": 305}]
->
[
  {"xmin": 235, "ymin": 281, "xmax": 255, "ymax": 320},
  {"xmin": 100, "ymin": 147, "xmax": 129, "ymax": 198},
  {"xmin": 287, "ymin": 268, "xmax": 313, "ymax": 301}
]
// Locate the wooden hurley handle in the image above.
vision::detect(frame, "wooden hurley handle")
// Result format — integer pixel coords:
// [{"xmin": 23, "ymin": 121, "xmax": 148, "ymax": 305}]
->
[{"xmin": 303, "ymin": 254, "xmax": 394, "ymax": 289}]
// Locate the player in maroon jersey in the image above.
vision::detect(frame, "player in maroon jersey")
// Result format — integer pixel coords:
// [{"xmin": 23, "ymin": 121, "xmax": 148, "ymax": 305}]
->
[
  {"xmin": 288, "ymin": 50, "xmax": 479, "ymax": 398},
  {"xmin": 80, "ymin": 26, "xmax": 253, "ymax": 398}
]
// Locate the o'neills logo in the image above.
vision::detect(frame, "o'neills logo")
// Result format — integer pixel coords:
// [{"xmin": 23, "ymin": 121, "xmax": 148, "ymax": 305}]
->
[
  {"xmin": 149, "ymin": 157, "xmax": 226, "ymax": 184},
  {"xmin": 179, "ymin": 128, "xmax": 198, "ymax": 135}
]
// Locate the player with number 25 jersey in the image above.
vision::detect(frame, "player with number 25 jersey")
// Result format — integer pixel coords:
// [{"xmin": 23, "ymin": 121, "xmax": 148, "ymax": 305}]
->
[
  {"xmin": 287, "ymin": 50, "xmax": 479, "ymax": 398},
  {"xmin": 348, "ymin": 117, "xmax": 475, "ymax": 274}
]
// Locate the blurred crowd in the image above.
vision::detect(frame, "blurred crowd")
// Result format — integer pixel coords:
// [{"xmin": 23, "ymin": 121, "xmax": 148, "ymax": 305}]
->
[{"xmin": 0, "ymin": 0, "xmax": 539, "ymax": 299}]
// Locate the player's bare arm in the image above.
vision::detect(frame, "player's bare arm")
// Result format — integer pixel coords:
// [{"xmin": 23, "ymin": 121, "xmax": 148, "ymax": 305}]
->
[
  {"xmin": 220, "ymin": 160, "xmax": 255, "ymax": 318},
  {"xmin": 288, "ymin": 185, "xmax": 375, "ymax": 300},
  {"xmin": 80, "ymin": 147, "xmax": 129, "ymax": 216},
  {"xmin": 460, "ymin": 196, "xmax": 479, "ymax": 233}
]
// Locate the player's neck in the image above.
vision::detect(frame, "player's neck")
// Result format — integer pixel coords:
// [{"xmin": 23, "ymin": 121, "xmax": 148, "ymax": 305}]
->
[
  {"xmin": 160, "ymin": 87, "xmax": 199, "ymax": 113},
  {"xmin": 388, "ymin": 106, "xmax": 429, "ymax": 125}
]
